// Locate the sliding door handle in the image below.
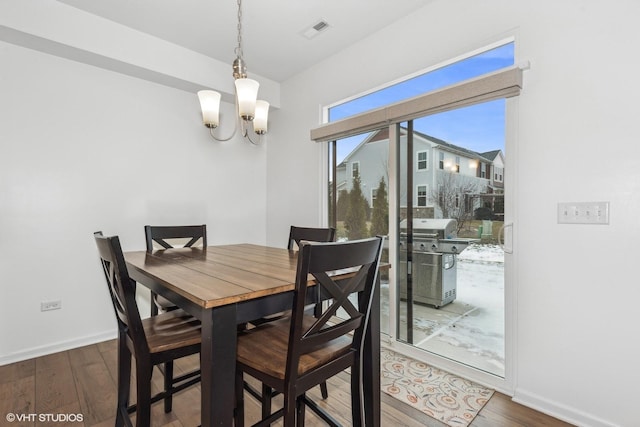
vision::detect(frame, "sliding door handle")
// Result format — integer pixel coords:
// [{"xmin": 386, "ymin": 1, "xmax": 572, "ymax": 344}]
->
[{"xmin": 499, "ymin": 222, "xmax": 513, "ymax": 254}]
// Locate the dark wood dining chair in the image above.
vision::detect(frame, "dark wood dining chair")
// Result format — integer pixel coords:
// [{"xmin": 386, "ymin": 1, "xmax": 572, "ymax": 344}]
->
[
  {"xmin": 144, "ymin": 224, "xmax": 207, "ymax": 316},
  {"xmin": 94, "ymin": 232, "xmax": 201, "ymax": 427},
  {"xmin": 287, "ymin": 225, "xmax": 336, "ymax": 250},
  {"xmin": 245, "ymin": 225, "xmax": 336, "ymax": 415},
  {"xmin": 234, "ymin": 236, "xmax": 384, "ymax": 427}
]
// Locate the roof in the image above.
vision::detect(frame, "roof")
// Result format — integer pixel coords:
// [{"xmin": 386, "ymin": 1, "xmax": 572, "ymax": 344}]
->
[
  {"xmin": 480, "ymin": 150, "xmax": 502, "ymax": 161},
  {"xmin": 337, "ymin": 128, "xmax": 500, "ymax": 167}
]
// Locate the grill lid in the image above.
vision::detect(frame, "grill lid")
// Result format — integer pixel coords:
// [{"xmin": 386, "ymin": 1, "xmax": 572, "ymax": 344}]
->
[
  {"xmin": 399, "ymin": 218, "xmax": 457, "ymax": 238},
  {"xmin": 399, "ymin": 218, "xmax": 478, "ymax": 254}
]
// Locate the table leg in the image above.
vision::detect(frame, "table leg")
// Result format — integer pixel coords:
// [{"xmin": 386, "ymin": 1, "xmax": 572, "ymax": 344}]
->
[{"xmin": 200, "ymin": 304, "xmax": 237, "ymax": 426}]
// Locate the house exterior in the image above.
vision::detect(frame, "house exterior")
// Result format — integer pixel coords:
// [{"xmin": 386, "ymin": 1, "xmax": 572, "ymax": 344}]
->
[{"xmin": 336, "ymin": 128, "xmax": 504, "ymax": 219}]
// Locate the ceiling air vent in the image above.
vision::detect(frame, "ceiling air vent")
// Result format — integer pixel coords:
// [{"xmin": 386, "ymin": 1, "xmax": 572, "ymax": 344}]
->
[{"xmin": 302, "ymin": 20, "xmax": 330, "ymax": 39}]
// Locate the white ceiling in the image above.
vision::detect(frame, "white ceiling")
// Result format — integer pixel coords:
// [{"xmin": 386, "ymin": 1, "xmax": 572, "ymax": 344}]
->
[{"xmin": 56, "ymin": 0, "xmax": 432, "ymax": 82}]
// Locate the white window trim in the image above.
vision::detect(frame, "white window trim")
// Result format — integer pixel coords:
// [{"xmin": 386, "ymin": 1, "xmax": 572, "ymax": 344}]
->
[
  {"xmin": 417, "ymin": 184, "xmax": 428, "ymax": 207},
  {"xmin": 352, "ymin": 161, "xmax": 360, "ymax": 179},
  {"xmin": 417, "ymin": 150, "xmax": 429, "ymax": 172}
]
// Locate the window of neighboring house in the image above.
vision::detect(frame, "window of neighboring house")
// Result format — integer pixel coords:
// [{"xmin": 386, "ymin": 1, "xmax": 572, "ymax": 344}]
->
[
  {"xmin": 352, "ymin": 162, "xmax": 360, "ymax": 178},
  {"xmin": 465, "ymin": 194, "xmax": 473, "ymax": 212},
  {"xmin": 481, "ymin": 163, "xmax": 487, "ymax": 178},
  {"xmin": 495, "ymin": 167, "xmax": 504, "ymax": 182},
  {"xmin": 455, "ymin": 156, "xmax": 461, "ymax": 173},
  {"xmin": 417, "ymin": 185, "xmax": 428, "ymax": 207},
  {"xmin": 439, "ymin": 152, "xmax": 444, "ymax": 170},
  {"xmin": 417, "ymin": 151, "xmax": 428, "ymax": 171}
]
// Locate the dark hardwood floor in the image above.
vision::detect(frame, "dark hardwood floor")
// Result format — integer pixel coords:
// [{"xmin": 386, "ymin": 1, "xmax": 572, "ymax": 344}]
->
[{"xmin": 0, "ymin": 340, "xmax": 573, "ymax": 426}]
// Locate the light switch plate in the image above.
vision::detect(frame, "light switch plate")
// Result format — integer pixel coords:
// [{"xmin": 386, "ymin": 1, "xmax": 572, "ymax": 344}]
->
[{"xmin": 557, "ymin": 202, "xmax": 609, "ymax": 224}]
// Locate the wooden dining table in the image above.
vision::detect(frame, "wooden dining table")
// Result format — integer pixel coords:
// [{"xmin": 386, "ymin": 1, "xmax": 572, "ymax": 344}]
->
[{"xmin": 124, "ymin": 243, "xmax": 381, "ymax": 427}]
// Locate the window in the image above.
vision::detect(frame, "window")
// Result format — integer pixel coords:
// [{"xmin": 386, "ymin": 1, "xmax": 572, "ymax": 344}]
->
[
  {"xmin": 495, "ymin": 167, "xmax": 504, "ymax": 182},
  {"xmin": 327, "ymin": 43, "xmax": 515, "ymax": 123},
  {"xmin": 481, "ymin": 163, "xmax": 487, "ymax": 178},
  {"xmin": 352, "ymin": 162, "xmax": 360, "ymax": 178},
  {"xmin": 417, "ymin": 151, "xmax": 428, "ymax": 171},
  {"xmin": 318, "ymin": 42, "xmax": 517, "ymax": 375},
  {"xmin": 417, "ymin": 185, "xmax": 428, "ymax": 207}
]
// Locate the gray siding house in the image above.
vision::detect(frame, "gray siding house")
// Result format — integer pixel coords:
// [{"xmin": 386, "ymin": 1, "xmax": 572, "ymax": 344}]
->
[{"xmin": 336, "ymin": 128, "xmax": 504, "ymax": 218}]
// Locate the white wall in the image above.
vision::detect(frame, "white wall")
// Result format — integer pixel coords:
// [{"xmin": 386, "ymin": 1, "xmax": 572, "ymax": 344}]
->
[
  {"xmin": 267, "ymin": 1, "xmax": 640, "ymax": 426},
  {"xmin": 0, "ymin": 41, "xmax": 268, "ymax": 363}
]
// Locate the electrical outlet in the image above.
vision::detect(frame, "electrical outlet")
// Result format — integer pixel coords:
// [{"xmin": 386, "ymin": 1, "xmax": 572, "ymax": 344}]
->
[
  {"xmin": 41, "ymin": 300, "xmax": 62, "ymax": 311},
  {"xmin": 558, "ymin": 202, "xmax": 609, "ymax": 224}
]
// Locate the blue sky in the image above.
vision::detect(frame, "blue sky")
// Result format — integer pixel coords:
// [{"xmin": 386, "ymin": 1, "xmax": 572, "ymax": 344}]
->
[{"xmin": 329, "ymin": 43, "xmax": 514, "ymax": 163}]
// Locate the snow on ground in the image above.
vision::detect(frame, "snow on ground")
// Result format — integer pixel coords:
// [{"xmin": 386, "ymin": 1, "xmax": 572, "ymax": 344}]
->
[
  {"xmin": 434, "ymin": 243, "xmax": 505, "ymax": 374},
  {"xmin": 456, "ymin": 242, "xmax": 504, "ymax": 264},
  {"xmin": 380, "ymin": 242, "xmax": 506, "ymax": 376}
]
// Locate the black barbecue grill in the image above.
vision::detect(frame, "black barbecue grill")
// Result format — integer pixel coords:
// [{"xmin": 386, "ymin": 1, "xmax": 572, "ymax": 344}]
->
[{"xmin": 399, "ymin": 218, "xmax": 477, "ymax": 308}]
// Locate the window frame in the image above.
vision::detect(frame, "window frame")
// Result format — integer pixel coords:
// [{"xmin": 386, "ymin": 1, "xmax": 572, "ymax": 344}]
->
[
  {"xmin": 417, "ymin": 185, "xmax": 428, "ymax": 207},
  {"xmin": 352, "ymin": 161, "xmax": 360, "ymax": 179},
  {"xmin": 417, "ymin": 150, "xmax": 429, "ymax": 172}
]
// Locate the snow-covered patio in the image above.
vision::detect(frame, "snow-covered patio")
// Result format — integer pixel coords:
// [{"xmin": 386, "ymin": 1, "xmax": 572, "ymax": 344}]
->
[{"xmin": 381, "ymin": 243, "xmax": 505, "ymax": 377}]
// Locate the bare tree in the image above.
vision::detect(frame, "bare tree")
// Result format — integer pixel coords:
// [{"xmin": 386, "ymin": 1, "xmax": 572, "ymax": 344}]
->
[{"xmin": 430, "ymin": 172, "xmax": 483, "ymax": 234}]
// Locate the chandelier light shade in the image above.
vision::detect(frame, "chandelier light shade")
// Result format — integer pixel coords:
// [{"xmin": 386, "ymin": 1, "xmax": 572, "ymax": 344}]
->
[
  {"xmin": 197, "ymin": 0, "xmax": 269, "ymax": 144},
  {"xmin": 235, "ymin": 78, "xmax": 260, "ymax": 120},
  {"xmin": 253, "ymin": 100, "xmax": 269, "ymax": 135},
  {"xmin": 197, "ymin": 90, "xmax": 221, "ymax": 128}
]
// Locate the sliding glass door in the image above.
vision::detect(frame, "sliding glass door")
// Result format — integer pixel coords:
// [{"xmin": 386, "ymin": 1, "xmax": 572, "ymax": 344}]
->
[
  {"xmin": 326, "ymin": 99, "xmax": 507, "ymax": 378},
  {"xmin": 393, "ymin": 101, "xmax": 507, "ymax": 378}
]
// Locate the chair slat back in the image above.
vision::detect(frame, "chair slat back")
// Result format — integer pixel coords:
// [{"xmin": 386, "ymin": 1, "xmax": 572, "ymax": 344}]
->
[
  {"xmin": 94, "ymin": 232, "xmax": 148, "ymax": 356},
  {"xmin": 287, "ymin": 226, "xmax": 336, "ymax": 250},
  {"xmin": 286, "ymin": 237, "xmax": 384, "ymax": 382},
  {"xmin": 145, "ymin": 225, "xmax": 207, "ymax": 252}
]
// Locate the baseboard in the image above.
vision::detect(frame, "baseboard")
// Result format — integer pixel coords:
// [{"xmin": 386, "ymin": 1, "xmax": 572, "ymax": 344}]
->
[
  {"xmin": 513, "ymin": 389, "xmax": 619, "ymax": 427},
  {"xmin": 0, "ymin": 330, "xmax": 117, "ymax": 366}
]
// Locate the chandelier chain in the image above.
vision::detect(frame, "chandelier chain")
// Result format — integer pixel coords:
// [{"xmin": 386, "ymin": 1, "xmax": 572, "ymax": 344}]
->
[{"xmin": 235, "ymin": 0, "xmax": 243, "ymax": 59}]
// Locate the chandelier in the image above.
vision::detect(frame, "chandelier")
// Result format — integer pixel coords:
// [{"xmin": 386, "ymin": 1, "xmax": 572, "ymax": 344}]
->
[{"xmin": 197, "ymin": 0, "xmax": 269, "ymax": 144}]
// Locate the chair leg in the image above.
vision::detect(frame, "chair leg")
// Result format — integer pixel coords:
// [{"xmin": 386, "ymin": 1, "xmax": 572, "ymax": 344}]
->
[
  {"xmin": 261, "ymin": 383, "xmax": 273, "ymax": 420},
  {"xmin": 135, "ymin": 364, "xmax": 152, "ymax": 427},
  {"xmin": 234, "ymin": 370, "xmax": 245, "ymax": 427},
  {"xmin": 150, "ymin": 293, "xmax": 159, "ymax": 316},
  {"xmin": 320, "ymin": 381, "xmax": 329, "ymax": 399},
  {"xmin": 116, "ymin": 334, "xmax": 131, "ymax": 427},
  {"xmin": 163, "ymin": 361, "xmax": 174, "ymax": 413},
  {"xmin": 296, "ymin": 395, "xmax": 306, "ymax": 427},
  {"xmin": 350, "ymin": 361, "xmax": 363, "ymax": 427},
  {"xmin": 283, "ymin": 392, "xmax": 298, "ymax": 427}
]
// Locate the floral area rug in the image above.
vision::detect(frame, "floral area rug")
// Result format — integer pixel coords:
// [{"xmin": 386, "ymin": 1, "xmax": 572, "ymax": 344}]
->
[{"xmin": 381, "ymin": 348, "xmax": 494, "ymax": 427}]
